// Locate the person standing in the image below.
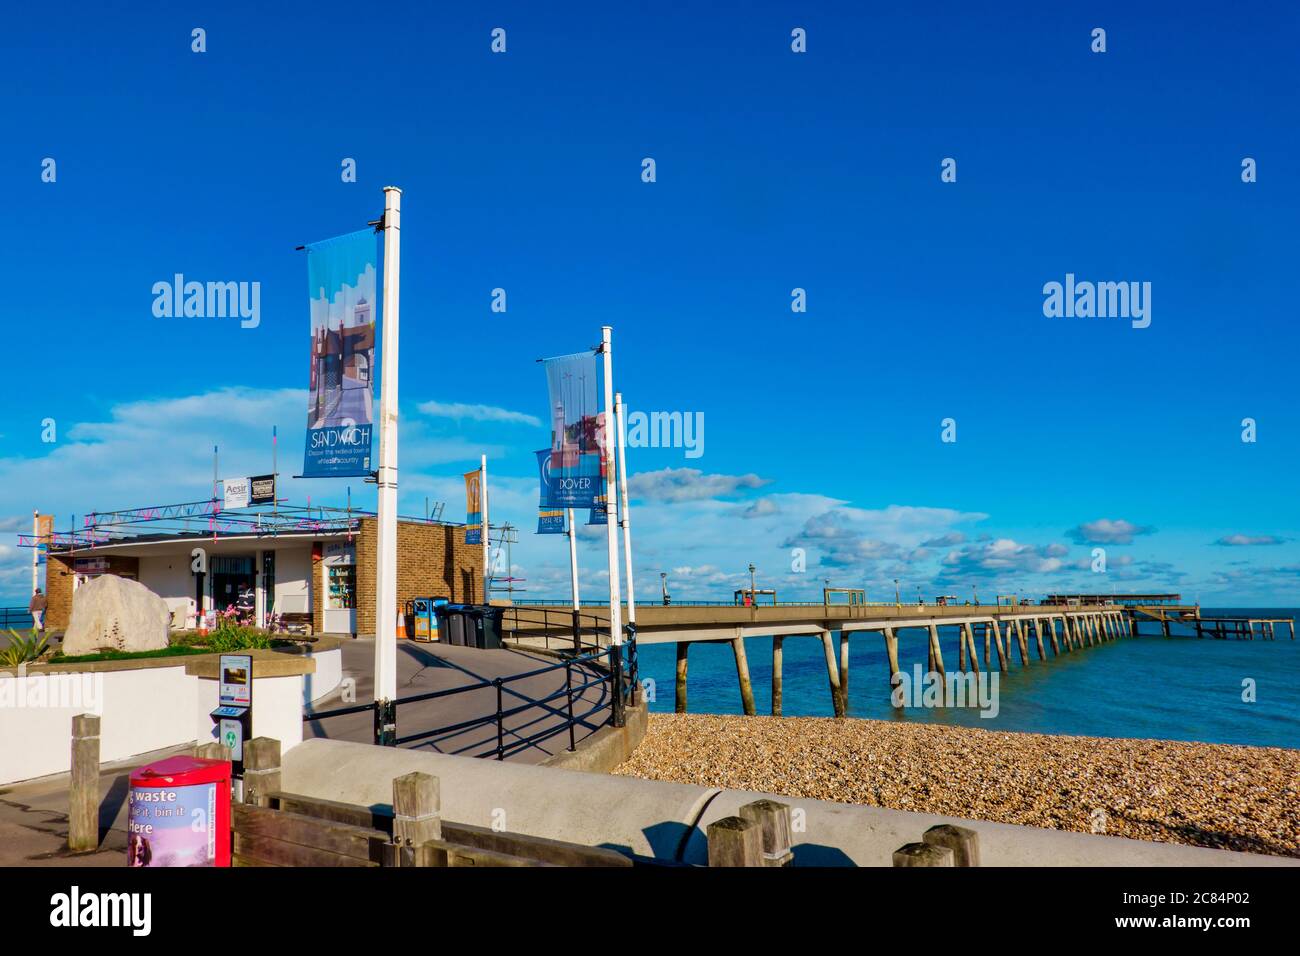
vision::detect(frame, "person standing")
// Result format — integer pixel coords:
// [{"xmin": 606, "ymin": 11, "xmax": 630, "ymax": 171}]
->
[{"xmin": 29, "ymin": 588, "xmax": 47, "ymax": 632}]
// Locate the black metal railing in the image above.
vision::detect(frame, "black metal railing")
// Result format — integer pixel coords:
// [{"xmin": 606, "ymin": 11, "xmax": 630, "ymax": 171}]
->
[
  {"xmin": 303, "ymin": 636, "xmax": 638, "ymax": 761},
  {"xmin": 0, "ymin": 607, "xmax": 32, "ymax": 630}
]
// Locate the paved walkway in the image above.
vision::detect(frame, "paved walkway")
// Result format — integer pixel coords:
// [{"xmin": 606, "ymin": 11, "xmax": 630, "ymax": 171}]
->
[{"xmin": 304, "ymin": 639, "xmax": 611, "ymax": 764}]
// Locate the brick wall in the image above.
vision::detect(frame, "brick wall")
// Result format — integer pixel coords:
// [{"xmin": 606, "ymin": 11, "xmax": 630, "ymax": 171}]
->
[
  {"xmin": 353, "ymin": 518, "xmax": 484, "ymax": 636},
  {"xmin": 43, "ymin": 554, "xmax": 142, "ymax": 630}
]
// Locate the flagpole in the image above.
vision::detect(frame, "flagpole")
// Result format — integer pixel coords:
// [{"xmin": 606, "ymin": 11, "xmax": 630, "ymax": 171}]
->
[
  {"xmin": 567, "ymin": 507, "xmax": 580, "ymax": 646},
  {"xmin": 480, "ymin": 454, "xmax": 490, "ymax": 600},
  {"xmin": 600, "ymin": 327, "xmax": 625, "ymax": 724},
  {"xmin": 31, "ymin": 510, "xmax": 38, "ymax": 596},
  {"xmin": 614, "ymin": 392, "xmax": 635, "ymax": 627},
  {"xmin": 374, "ymin": 185, "xmax": 401, "ymax": 744}
]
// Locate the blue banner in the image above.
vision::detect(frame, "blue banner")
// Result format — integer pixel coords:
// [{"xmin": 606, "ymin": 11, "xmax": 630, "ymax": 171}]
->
[
  {"xmin": 537, "ymin": 510, "xmax": 565, "ymax": 534},
  {"xmin": 587, "ymin": 494, "xmax": 608, "ymax": 526},
  {"xmin": 541, "ymin": 350, "xmax": 606, "ymax": 508},
  {"xmin": 303, "ymin": 230, "xmax": 377, "ymax": 478}
]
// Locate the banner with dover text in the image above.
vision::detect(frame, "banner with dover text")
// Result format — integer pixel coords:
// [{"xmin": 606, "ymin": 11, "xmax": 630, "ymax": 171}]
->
[{"xmin": 541, "ymin": 350, "xmax": 606, "ymax": 508}]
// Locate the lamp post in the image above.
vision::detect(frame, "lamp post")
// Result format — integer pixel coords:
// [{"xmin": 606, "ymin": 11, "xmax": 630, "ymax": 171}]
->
[
  {"xmin": 660, "ymin": 571, "xmax": 668, "ymax": 606},
  {"xmin": 748, "ymin": 563, "xmax": 756, "ymax": 606},
  {"xmin": 894, "ymin": 579, "xmax": 900, "ymax": 609}
]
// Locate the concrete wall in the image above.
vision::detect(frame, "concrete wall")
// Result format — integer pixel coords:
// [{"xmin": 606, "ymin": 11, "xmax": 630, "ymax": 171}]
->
[
  {"xmin": 0, "ymin": 648, "xmax": 341, "ymax": 786},
  {"xmin": 138, "ymin": 554, "xmax": 196, "ymax": 623},
  {"xmin": 280, "ymin": 738, "xmax": 1297, "ymax": 867}
]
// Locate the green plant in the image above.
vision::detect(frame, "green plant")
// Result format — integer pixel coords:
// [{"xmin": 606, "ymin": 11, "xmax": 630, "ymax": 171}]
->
[
  {"xmin": 1, "ymin": 629, "xmax": 50, "ymax": 667},
  {"xmin": 205, "ymin": 624, "xmax": 271, "ymax": 652}
]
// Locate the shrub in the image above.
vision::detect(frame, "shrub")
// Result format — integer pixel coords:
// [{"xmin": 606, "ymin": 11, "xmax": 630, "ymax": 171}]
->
[{"xmin": 1, "ymin": 629, "xmax": 50, "ymax": 667}]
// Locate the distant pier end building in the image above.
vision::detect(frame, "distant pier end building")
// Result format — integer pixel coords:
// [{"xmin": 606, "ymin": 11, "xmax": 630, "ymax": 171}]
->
[{"xmin": 36, "ymin": 500, "xmax": 485, "ymax": 638}]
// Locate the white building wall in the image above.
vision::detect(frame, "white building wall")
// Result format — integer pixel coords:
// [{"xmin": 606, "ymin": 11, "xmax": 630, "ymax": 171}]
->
[
  {"xmin": 272, "ymin": 546, "xmax": 313, "ymax": 616},
  {"xmin": 137, "ymin": 555, "xmax": 196, "ymax": 625}
]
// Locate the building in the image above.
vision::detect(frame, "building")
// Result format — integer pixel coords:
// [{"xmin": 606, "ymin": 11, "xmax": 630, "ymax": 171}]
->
[{"xmin": 40, "ymin": 504, "xmax": 485, "ymax": 637}]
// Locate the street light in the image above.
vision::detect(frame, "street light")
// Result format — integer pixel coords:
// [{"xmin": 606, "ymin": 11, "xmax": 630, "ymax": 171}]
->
[
  {"xmin": 748, "ymin": 563, "xmax": 756, "ymax": 606},
  {"xmin": 894, "ymin": 578, "xmax": 900, "ymax": 608},
  {"xmin": 660, "ymin": 571, "xmax": 669, "ymax": 606}
]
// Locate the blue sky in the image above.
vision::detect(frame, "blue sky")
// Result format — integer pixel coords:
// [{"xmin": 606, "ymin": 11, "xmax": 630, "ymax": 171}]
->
[{"xmin": 3, "ymin": 1, "xmax": 1298, "ymax": 604}]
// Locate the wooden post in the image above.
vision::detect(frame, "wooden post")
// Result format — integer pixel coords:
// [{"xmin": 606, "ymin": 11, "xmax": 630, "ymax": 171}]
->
[
  {"xmin": 1033, "ymin": 618, "xmax": 1046, "ymax": 659},
  {"xmin": 707, "ymin": 815, "xmax": 763, "ymax": 867},
  {"xmin": 923, "ymin": 823, "xmax": 979, "ymax": 867},
  {"xmin": 927, "ymin": 623, "xmax": 946, "ymax": 704},
  {"xmin": 963, "ymin": 622, "xmax": 980, "ymax": 673},
  {"xmin": 958, "ymin": 624, "xmax": 967, "ymax": 671},
  {"xmin": 393, "ymin": 772, "xmax": 442, "ymax": 846},
  {"xmin": 838, "ymin": 632, "xmax": 850, "ymax": 707},
  {"xmin": 243, "ymin": 737, "xmax": 281, "ymax": 807},
  {"xmin": 1013, "ymin": 619, "xmax": 1029, "ymax": 665},
  {"xmin": 675, "ymin": 641, "xmax": 689, "ymax": 713},
  {"xmin": 883, "ymin": 627, "xmax": 901, "ymax": 705},
  {"xmin": 989, "ymin": 621, "xmax": 1007, "ymax": 672},
  {"xmin": 731, "ymin": 635, "xmax": 757, "ymax": 716},
  {"xmin": 982, "ymin": 622, "xmax": 992, "ymax": 672},
  {"xmin": 193, "ymin": 741, "xmax": 232, "ymax": 760},
  {"xmin": 821, "ymin": 629, "xmax": 845, "ymax": 717},
  {"xmin": 893, "ymin": 842, "xmax": 954, "ymax": 867},
  {"xmin": 739, "ymin": 799, "xmax": 794, "ymax": 867},
  {"xmin": 1047, "ymin": 617, "xmax": 1060, "ymax": 655},
  {"xmin": 69, "ymin": 713, "xmax": 100, "ymax": 853},
  {"xmin": 771, "ymin": 636, "xmax": 783, "ymax": 717}
]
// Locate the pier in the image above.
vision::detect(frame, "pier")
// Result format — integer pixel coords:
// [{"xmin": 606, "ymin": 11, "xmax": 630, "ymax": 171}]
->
[
  {"xmin": 504, "ymin": 595, "xmax": 1296, "ymax": 714},
  {"xmin": 505, "ymin": 600, "xmax": 1143, "ymax": 715}
]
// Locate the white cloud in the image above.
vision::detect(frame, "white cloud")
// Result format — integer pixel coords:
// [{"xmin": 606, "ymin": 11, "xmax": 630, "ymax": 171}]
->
[
  {"xmin": 628, "ymin": 467, "xmax": 770, "ymax": 503},
  {"xmin": 1067, "ymin": 518, "xmax": 1154, "ymax": 545},
  {"xmin": 416, "ymin": 401, "xmax": 540, "ymax": 427}
]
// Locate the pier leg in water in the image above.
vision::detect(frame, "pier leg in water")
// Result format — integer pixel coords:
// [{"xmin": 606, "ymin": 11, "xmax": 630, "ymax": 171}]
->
[
  {"xmin": 962, "ymin": 623, "xmax": 979, "ymax": 673},
  {"xmin": 982, "ymin": 623, "xmax": 992, "ymax": 672},
  {"xmin": 927, "ymin": 624, "xmax": 946, "ymax": 705},
  {"xmin": 675, "ymin": 642, "xmax": 690, "ymax": 713},
  {"xmin": 821, "ymin": 629, "xmax": 846, "ymax": 717},
  {"xmin": 732, "ymin": 635, "xmax": 757, "ymax": 716},
  {"xmin": 958, "ymin": 625, "xmax": 967, "ymax": 671},
  {"xmin": 1013, "ymin": 619, "xmax": 1030, "ymax": 665},
  {"xmin": 990, "ymin": 620, "xmax": 1008, "ymax": 672},
  {"xmin": 1049, "ymin": 617, "xmax": 1061, "ymax": 655},
  {"xmin": 1033, "ymin": 618, "xmax": 1047, "ymax": 660},
  {"xmin": 884, "ymin": 627, "xmax": 902, "ymax": 705},
  {"xmin": 839, "ymin": 632, "xmax": 850, "ymax": 705},
  {"xmin": 771, "ymin": 636, "xmax": 783, "ymax": 716}
]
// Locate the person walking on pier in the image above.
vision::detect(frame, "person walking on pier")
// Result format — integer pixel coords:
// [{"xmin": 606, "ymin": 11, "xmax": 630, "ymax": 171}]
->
[{"xmin": 28, "ymin": 588, "xmax": 46, "ymax": 633}]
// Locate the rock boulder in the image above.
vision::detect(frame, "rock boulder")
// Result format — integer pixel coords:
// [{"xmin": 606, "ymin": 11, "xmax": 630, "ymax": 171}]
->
[{"xmin": 62, "ymin": 575, "xmax": 171, "ymax": 656}]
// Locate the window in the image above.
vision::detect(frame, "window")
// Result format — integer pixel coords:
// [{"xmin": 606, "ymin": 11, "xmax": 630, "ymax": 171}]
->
[{"xmin": 327, "ymin": 564, "xmax": 356, "ymax": 610}]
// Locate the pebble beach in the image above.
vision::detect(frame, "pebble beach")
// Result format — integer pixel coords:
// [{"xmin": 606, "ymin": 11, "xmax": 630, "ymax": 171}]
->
[{"xmin": 613, "ymin": 713, "xmax": 1300, "ymax": 858}]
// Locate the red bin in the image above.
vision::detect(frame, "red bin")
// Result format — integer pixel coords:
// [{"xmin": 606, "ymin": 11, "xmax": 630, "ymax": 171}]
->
[{"xmin": 128, "ymin": 755, "xmax": 231, "ymax": 867}]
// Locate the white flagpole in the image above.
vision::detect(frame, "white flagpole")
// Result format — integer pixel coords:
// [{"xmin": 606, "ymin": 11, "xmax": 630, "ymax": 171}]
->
[
  {"xmin": 614, "ymin": 392, "xmax": 635, "ymax": 626},
  {"xmin": 600, "ymin": 327, "xmax": 623, "ymax": 648},
  {"xmin": 567, "ymin": 508, "xmax": 580, "ymax": 609},
  {"xmin": 31, "ymin": 510, "xmax": 38, "ymax": 596},
  {"xmin": 374, "ymin": 185, "xmax": 401, "ymax": 730},
  {"xmin": 480, "ymin": 454, "xmax": 490, "ymax": 600}
]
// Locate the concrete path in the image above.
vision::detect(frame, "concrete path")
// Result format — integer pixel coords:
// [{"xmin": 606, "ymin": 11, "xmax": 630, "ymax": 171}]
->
[
  {"xmin": 304, "ymin": 639, "xmax": 611, "ymax": 764},
  {"xmin": 0, "ymin": 745, "xmax": 182, "ymax": 866}
]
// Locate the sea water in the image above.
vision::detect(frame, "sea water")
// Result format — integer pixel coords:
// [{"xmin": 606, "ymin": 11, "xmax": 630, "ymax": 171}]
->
[{"xmin": 635, "ymin": 608, "xmax": 1300, "ymax": 749}]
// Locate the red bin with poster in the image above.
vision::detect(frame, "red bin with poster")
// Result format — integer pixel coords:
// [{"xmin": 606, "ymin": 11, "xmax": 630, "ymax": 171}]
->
[{"xmin": 128, "ymin": 755, "xmax": 231, "ymax": 867}]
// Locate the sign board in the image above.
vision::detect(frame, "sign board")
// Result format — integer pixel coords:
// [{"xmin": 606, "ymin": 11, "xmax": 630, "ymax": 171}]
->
[
  {"xmin": 73, "ymin": 557, "xmax": 109, "ymax": 574},
  {"xmin": 218, "ymin": 654, "xmax": 253, "ymax": 708},
  {"xmin": 323, "ymin": 542, "xmax": 355, "ymax": 566},
  {"xmin": 222, "ymin": 477, "xmax": 250, "ymax": 510},
  {"xmin": 218, "ymin": 718, "xmax": 245, "ymax": 762},
  {"xmin": 249, "ymin": 473, "xmax": 276, "ymax": 504}
]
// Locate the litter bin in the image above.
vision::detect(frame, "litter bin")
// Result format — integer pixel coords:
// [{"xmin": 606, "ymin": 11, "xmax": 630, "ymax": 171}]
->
[
  {"xmin": 437, "ymin": 603, "xmax": 467, "ymax": 645},
  {"xmin": 463, "ymin": 604, "xmax": 504, "ymax": 650},
  {"xmin": 128, "ymin": 755, "xmax": 231, "ymax": 867},
  {"xmin": 411, "ymin": 597, "xmax": 436, "ymax": 642}
]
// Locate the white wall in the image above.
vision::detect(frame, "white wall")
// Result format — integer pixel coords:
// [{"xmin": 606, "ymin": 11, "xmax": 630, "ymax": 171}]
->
[
  {"xmin": 0, "ymin": 647, "xmax": 342, "ymax": 785},
  {"xmin": 138, "ymin": 555, "xmax": 196, "ymax": 624},
  {"xmin": 273, "ymin": 546, "xmax": 312, "ymax": 616}
]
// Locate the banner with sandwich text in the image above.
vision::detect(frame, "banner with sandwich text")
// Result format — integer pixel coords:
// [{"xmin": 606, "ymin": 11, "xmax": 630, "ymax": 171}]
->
[{"xmin": 303, "ymin": 229, "xmax": 377, "ymax": 477}]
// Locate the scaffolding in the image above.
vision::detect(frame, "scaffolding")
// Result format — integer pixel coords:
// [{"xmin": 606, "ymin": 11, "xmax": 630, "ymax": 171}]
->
[{"xmin": 16, "ymin": 497, "xmax": 451, "ymax": 552}]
